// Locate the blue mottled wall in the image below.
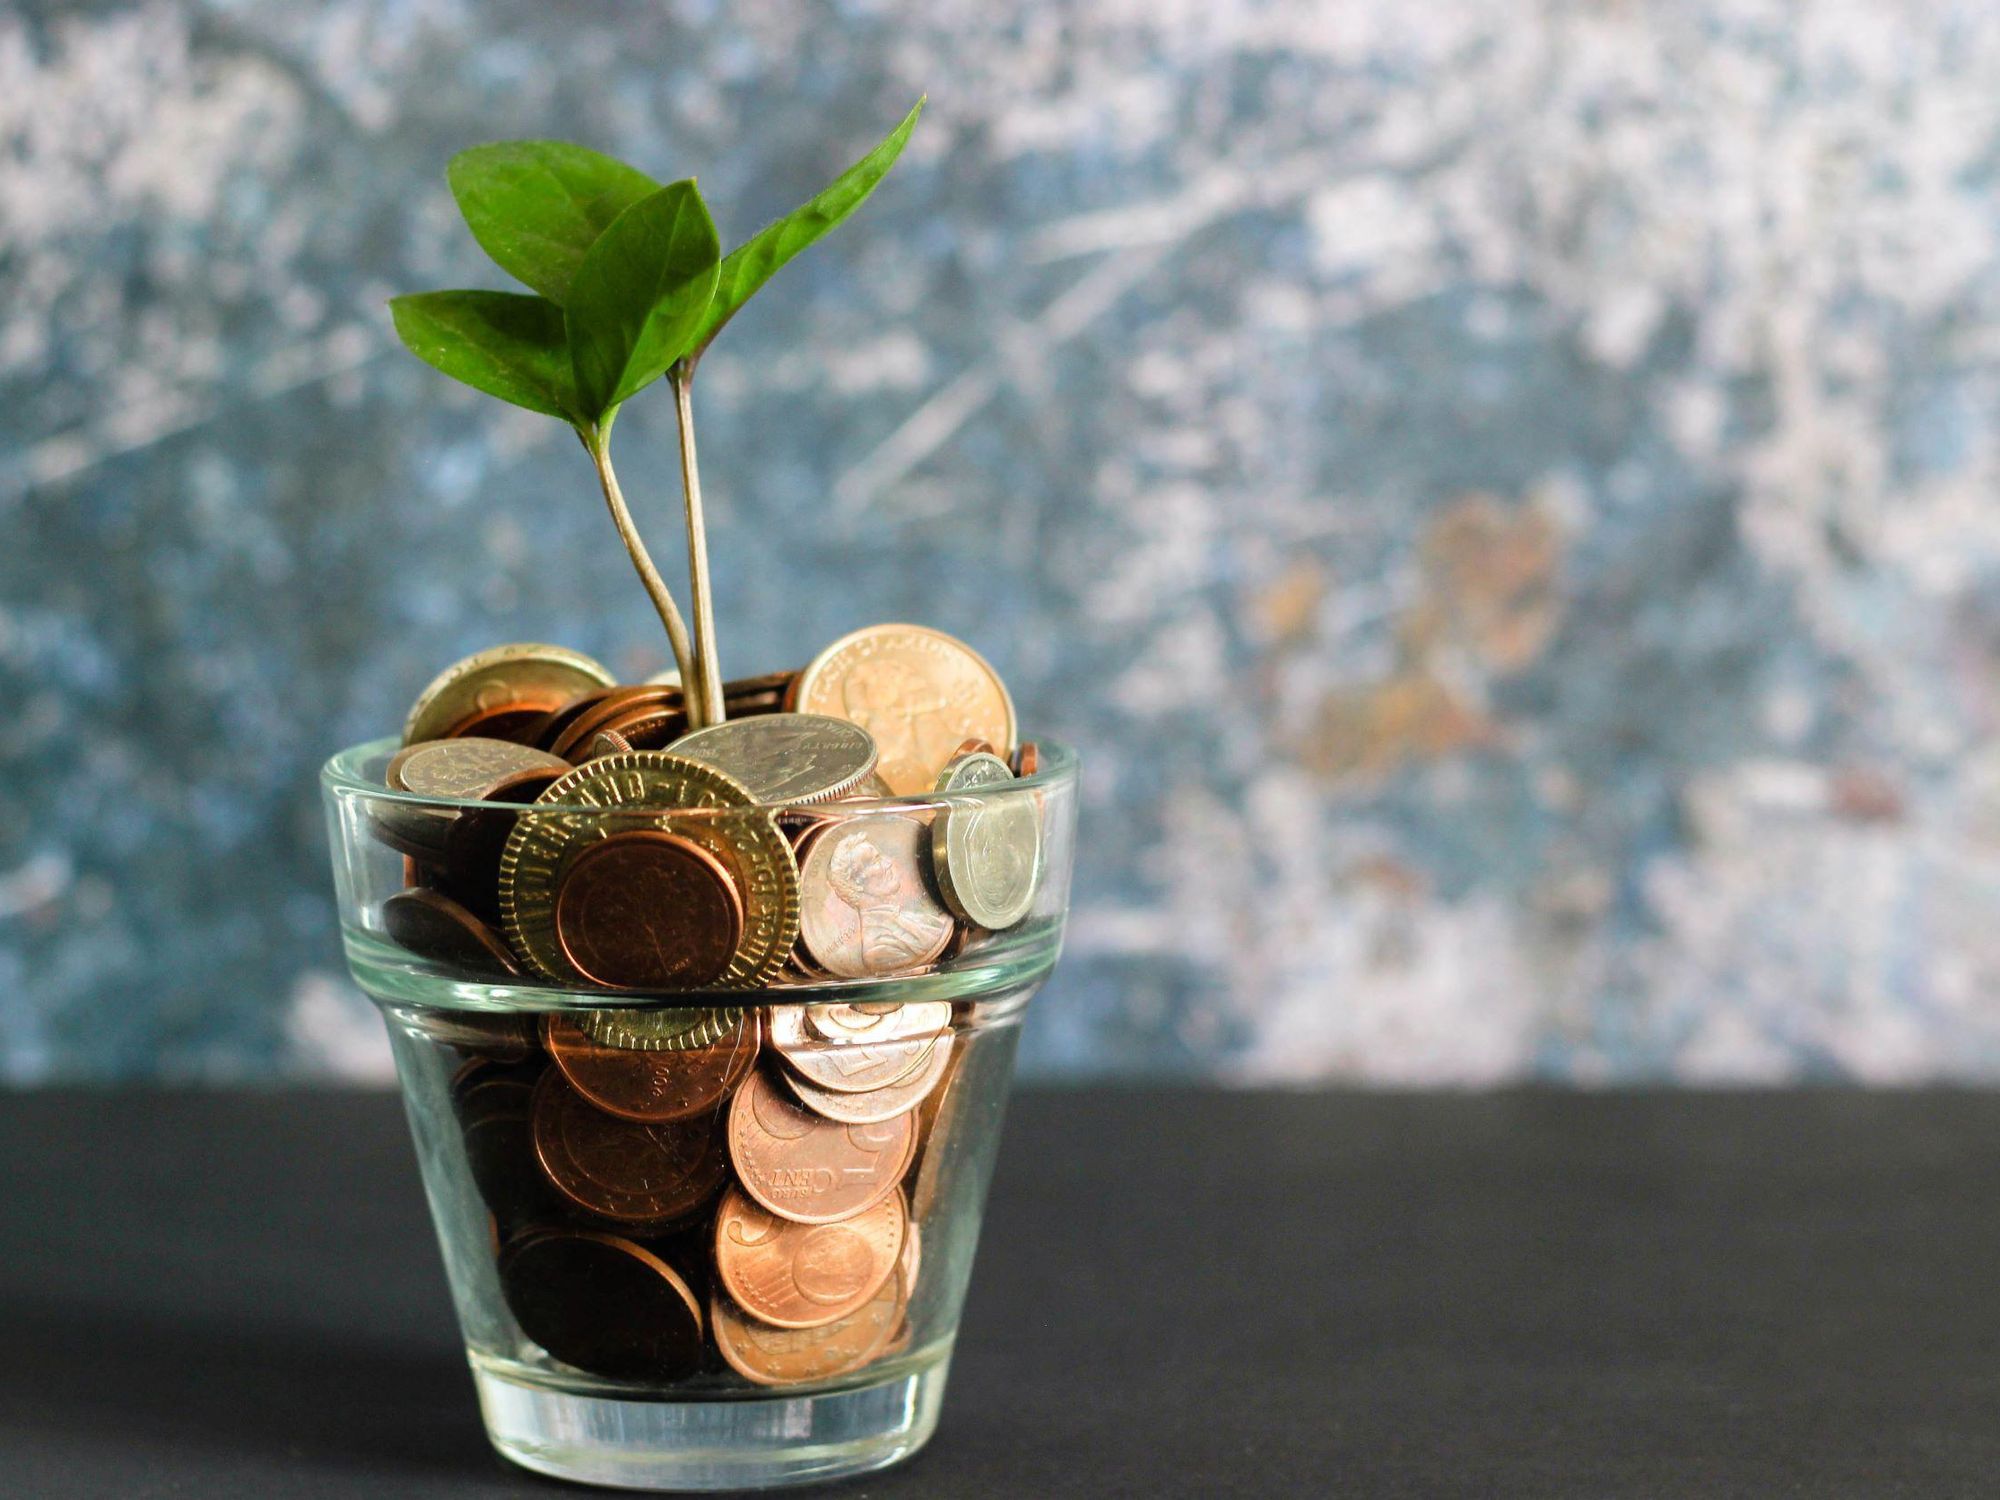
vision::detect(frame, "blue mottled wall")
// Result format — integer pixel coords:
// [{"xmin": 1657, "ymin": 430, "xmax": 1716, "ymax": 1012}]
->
[{"xmin": 6, "ymin": 2, "xmax": 2000, "ymax": 1082}]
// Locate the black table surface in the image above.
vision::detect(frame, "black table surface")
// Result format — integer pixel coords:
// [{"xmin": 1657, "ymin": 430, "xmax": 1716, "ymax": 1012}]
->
[{"xmin": 3, "ymin": 1088, "xmax": 1996, "ymax": 1498}]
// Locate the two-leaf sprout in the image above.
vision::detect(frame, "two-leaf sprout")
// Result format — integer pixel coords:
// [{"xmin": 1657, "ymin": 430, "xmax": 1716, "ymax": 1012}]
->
[{"xmin": 391, "ymin": 99, "xmax": 924, "ymax": 729}]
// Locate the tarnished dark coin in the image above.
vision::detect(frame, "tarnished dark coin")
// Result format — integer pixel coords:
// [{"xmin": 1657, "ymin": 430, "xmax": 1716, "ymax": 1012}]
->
[
  {"xmin": 403, "ymin": 643, "xmax": 616, "ymax": 746},
  {"xmin": 500, "ymin": 1229, "xmax": 705, "ymax": 1380},
  {"xmin": 711, "ymin": 1273, "xmax": 904, "ymax": 1387},
  {"xmin": 779, "ymin": 1032, "xmax": 954, "ymax": 1125},
  {"xmin": 439, "ymin": 769, "xmax": 568, "ymax": 923},
  {"xmin": 544, "ymin": 1009, "xmax": 758, "ymax": 1122},
  {"xmin": 530, "ymin": 1070, "xmax": 733, "ymax": 1225},
  {"xmin": 930, "ymin": 751, "xmax": 1041, "ymax": 930},
  {"xmin": 546, "ymin": 686, "xmax": 683, "ymax": 761},
  {"xmin": 670, "ymin": 713, "xmax": 879, "ymax": 806},
  {"xmin": 795, "ymin": 813, "xmax": 954, "ymax": 979},
  {"xmin": 713, "ymin": 1185, "xmax": 906, "ymax": 1330},
  {"xmin": 552, "ymin": 831, "xmax": 743, "ymax": 990},
  {"xmin": 726, "ymin": 1067, "xmax": 915, "ymax": 1224},
  {"xmin": 382, "ymin": 888, "xmax": 520, "ymax": 976},
  {"xmin": 499, "ymin": 753, "xmax": 799, "ymax": 989}
]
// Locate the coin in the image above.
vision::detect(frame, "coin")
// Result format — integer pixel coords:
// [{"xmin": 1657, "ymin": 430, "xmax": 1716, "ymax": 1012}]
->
[
  {"xmin": 1012, "ymin": 741, "xmax": 1041, "ymax": 778},
  {"xmin": 500, "ymin": 1229, "xmax": 705, "ymax": 1380},
  {"xmin": 584, "ymin": 728, "xmax": 634, "ymax": 760},
  {"xmin": 403, "ymin": 643, "xmax": 616, "ymax": 747},
  {"xmin": 670, "ymin": 714, "xmax": 879, "ymax": 806},
  {"xmin": 544, "ymin": 1010, "xmax": 758, "ymax": 1122},
  {"xmin": 498, "ymin": 753, "xmax": 799, "ymax": 989},
  {"xmin": 803, "ymin": 1000, "xmax": 953, "ymax": 1045},
  {"xmin": 909, "ymin": 1042, "xmax": 971, "ymax": 1222},
  {"xmin": 382, "ymin": 888, "xmax": 521, "ymax": 976},
  {"xmin": 712, "ymin": 1184, "xmax": 906, "ymax": 1329},
  {"xmin": 531, "ymin": 1070, "xmax": 733, "ymax": 1224},
  {"xmin": 439, "ymin": 770, "xmax": 570, "ymax": 923},
  {"xmin": 794, "ymin": 813, "xmax": 955, "ymax": 979},
  {"xmin": 790, "ymin": 625, "xmax": 1016, "ymax": 794},
  {"xmin": 951, "ymin": 737, "xmax": 997, "ymax": 759},
  {"xmin": 546, "ymin": 686, "xmax": 682, "ymax": 761},
  {"xmin": 726, "ymin": 1068, "xmax": 915, "ymax": 1223},
  {"xmin": 768, "ymin": 1002, "xmax": 950, "ymax": 1094},
  {"xmin": 710, "ymin": 1273, "xmax": 903, "ymax": 1386},
  {"xmin": 579, "ymin": 1006, "xmax": 744, "ymax": 1052},
  {"xmin": 529, "ymin": 687, "xmax": 620, "ymax": 753},
  {"xmin": 779, "ymin": 1032, "xmax": 954, "ymax": 1125},
  {"xmin": 930, "ymin": 751, "xmax": 1041, "ymax": 930},
  {"xmin": 385, "ymin": 737, "xmax": 572, "ymax": 801},
  {"xmin": 551, "ymin": 831, "xmax": 744, "ymax": 990}
]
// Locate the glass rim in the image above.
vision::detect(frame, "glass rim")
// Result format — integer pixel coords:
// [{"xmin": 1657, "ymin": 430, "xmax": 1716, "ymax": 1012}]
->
[{"xmin": 321, "ymin": 734, "xmax": 1080, "ymax": 816}]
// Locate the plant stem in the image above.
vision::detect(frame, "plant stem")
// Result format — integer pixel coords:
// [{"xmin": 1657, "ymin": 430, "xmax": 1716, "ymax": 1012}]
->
[
  {"xmin": 584, "ymin": 424, "xmax": 698, "ymax": 705},
  {"xmin": 670, "ymin": 362, "xmax": 726, "ymax": 727}
]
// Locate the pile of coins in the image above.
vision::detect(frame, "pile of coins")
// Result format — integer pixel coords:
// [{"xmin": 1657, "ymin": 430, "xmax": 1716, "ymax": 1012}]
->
[
  {"xmin": 371, "ymin": 624, "xmax": 1046, "ymax": 992},
  {"xmin": 447, "ymin": 993, "xmax": 973, "ymax": 1385},
  {"xmin": 373, "ymin": 623, "xmax": 1046, "ymax": 1387}
]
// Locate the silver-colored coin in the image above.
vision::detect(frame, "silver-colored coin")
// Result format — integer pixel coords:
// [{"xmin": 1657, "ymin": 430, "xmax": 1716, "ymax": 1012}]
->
[
  {"xmin": 768, "ymin": 1003, "xmax": 949, "ymax": 1093},
  {"xmin": 670, "ymin": 713, "xmax": 879, "ymax": 806},
  {"xmin": 779, "ymin": 1032, "xmax": 955, "ymax": 1124},
  {"xmin": 402, "ymin": 642, "xmax": 616, "ymax": 746},
  {"xmin": 930, "ymin": 752, "xmax": 1041, "ymax": 930},
  {"xmin": 795, "ymin": 814, "xmax": 956, "ymax": 980},
  {"xmin": 386, "ymin": 737, "xmax": 572, "ymax": 801}
]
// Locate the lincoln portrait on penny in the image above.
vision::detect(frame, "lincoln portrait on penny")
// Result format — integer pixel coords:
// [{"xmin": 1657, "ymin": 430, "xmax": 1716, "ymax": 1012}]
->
[{"xmin": 826, "ymin": 831, "xmax": 954, "ymax": 974}]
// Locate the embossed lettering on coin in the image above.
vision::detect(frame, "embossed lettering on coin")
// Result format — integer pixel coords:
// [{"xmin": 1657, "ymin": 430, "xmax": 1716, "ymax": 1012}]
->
[
  {"xmin": 712, "ymin": 1185, "xmax": 906, "ymax": 1330},
  {"xmin": 769, "ymin": 1002, "xmax": 950, "ymax": 1094},
  {"xmin": 779, "ymin": 1032, "xmax": 953, "ymax": 1125},
  {"xmin": 791, "ymin": 625, "xmax": 1015, "ymax": 795},
  {"xmin": 795, "ymin": 813, "xmax": 954, "ymax": 979},
  {"xmin": 727, "ymin": 1068, "xmax": 914, "ymax": 1224}
]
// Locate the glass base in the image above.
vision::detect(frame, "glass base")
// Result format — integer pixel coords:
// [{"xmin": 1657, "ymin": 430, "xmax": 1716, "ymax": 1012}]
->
[{"xmin": 473, "ymin": 1355, "xmax": 950, "ymax": 1491}]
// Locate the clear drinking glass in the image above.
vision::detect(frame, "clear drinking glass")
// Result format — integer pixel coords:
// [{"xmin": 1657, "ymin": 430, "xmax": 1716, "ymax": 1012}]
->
[{"xmin": 321, "ymin": 740, "xmax": 1076, "ymax": 1490}]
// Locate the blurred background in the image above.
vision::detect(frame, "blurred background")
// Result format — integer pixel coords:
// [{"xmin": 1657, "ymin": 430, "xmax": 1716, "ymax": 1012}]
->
[{"xmin": 6, "ymin": 2, "xmax": 2000, "ymax": 1084}]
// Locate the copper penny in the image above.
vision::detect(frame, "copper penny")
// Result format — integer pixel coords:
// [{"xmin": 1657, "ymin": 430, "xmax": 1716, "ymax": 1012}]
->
[
  {"xmin": 910, "ymin": 1041, "xmax": 972, "ymax": 1223},
  {"xmin": 794, "ymin": 813, "xmax": 955, "ymax": 979},
  {"xmin": 1012, "ymin": 741, "xmax": 1041, "ymax": 778},
  {"xmin": 544, "ymin": 1009, "xmax": 758, "ymax": 1122},
  {"xmin": 500, "ymin": 1229, "xmax": 705, "ymax": 1380},
  {"xmin": 779, "ymin": 1032, "xmax": 954, "ymax": 1125},
  {"xmin": 382, "ymin": 888, "xmax": 520, "ymax": 976},
  {"xmin": 530, "ymin": 1071, "xmax": 731, "ymax": 1226},
  {"xmin": 552, "ymin": 831, "xmax": 743, "ymax": 990},
  {"xmin": 726, "ymin": 1067, "xmax": 915, "ymax": 1223},
  {"xmin": 546, "ymin": 685, "xmax": 682, "ymax": 761},
  {"xmin": 710, "ymin": 1273, "xmax": 903, "ymax": 1386},
  {"xmin": 951, "ymin": 737, "xmax": 997, "ymax": 760},
  {"xmin": 712, "ymin": 1185, "xmax": 906, "ymax": 1330},
  {"xmin": 791, "ymin": 624, "xmax": 1016, "ymax": 794}
]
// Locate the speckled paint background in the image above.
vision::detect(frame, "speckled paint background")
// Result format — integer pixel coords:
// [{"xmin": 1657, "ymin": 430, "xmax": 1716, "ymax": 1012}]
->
[{"xmin": 7, "ymin": 2, "xmax": 2000, "ymax": 1082}]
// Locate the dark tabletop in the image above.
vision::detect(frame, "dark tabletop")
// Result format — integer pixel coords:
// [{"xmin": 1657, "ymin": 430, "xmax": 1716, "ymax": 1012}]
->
[{"xmin": 2, "ymin": 1088, "xmax": 1997, "ymax": 1498}]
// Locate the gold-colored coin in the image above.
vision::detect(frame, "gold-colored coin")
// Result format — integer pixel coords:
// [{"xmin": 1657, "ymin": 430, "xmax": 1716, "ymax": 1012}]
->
[
  {"xmin": 402, "ymin": 643, "xmax": 616, "ymax": 746},
  {"xmin": 497, "ymin": 752, "xmax": 799, "ymax": 989},
  {"xmin": 930, "ymin": 750, "xmax": 1041, "ymax": 930},
  {"xmin": 790, "ymin": 625, "xmax": 1016, "ymax": 795},
  {"xmin": 579, "ymin": 1006, "xmax": 744, "ymax": 1052}
]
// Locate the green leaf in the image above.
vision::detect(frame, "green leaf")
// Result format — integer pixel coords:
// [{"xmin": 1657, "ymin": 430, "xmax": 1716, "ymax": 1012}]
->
[
  {"xmin": 389, "ymin": 290, "xmax": 577, "ymax": 419},
  {"xmin": 685, "ymin": 97, "xmax": 924, "ymax": 364},
  {"xmin": 447, "ymin": 141, "xmax": 660, "ymax": 304},
  {"xmin": 565, "ymin": 180, "xmax": 721, "ymax": 419}
]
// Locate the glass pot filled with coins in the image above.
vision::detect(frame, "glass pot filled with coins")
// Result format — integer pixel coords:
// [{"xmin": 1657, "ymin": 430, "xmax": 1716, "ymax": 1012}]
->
[{"xmin": 323, "ymin": 626, "xmax": 1075, "ymax": 1491}]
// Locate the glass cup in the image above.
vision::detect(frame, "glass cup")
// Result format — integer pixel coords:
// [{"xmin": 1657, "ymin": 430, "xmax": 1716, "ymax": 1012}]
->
[{"xmin": 321, "ymin": 739, "xmax": 1076, "ymax": 1490}]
